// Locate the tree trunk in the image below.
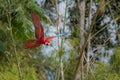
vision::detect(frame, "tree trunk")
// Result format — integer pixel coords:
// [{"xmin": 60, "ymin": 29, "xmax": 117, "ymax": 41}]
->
[
  {"xmin": 86, "ymin": 0, "xmax": 92, "ymax": 75},
  {"xmin": 74, "ymin": 0, "xmax": 85, "ymax": 80}
]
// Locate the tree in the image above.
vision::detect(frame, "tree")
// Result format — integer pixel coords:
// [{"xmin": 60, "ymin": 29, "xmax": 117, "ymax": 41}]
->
[{"xmin": 0, "ymin": 0, "xmax": 120, "ymax": 80}]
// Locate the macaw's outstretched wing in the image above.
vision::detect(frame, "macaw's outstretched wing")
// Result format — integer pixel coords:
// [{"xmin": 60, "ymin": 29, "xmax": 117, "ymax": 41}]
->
[
  {"xmin": 45, "ymin": 36, "xmax": 56, "ymax": 42},
  {"xmin": 32, "ymin": 12, "xmax": 44, "ymax": 40},
  {"xmin": 23, "ymin": 39, "xmax": 41, "ymax": 48}
]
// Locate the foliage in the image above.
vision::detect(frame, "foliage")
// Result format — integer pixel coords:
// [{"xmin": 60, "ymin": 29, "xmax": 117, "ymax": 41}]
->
[
  {"xmin": 87, "ymin": 62, "xmax": 120, "ymax": 80},
  {"xmin": 0, "ymin": 63, "xmax": 40, "ymax": 80},
  {"xmin": 110, "ymin": 47, "xmax": 120, "ymax": 74},
  {"xmin": 64, "ymin": 52, "xmax": 77, "ymax": 80},
  {"xmin": 87, "ymin": 47, "xmax": 120, "ymax": 80},
  {"xmin": 0, "ymin": 0, "xmax": 52, "ymax": 80}
]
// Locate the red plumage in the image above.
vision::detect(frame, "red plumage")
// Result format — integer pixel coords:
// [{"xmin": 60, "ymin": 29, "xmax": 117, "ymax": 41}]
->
[{"xmin": 23, "ymin": 12, "xmax": 56, "ymax": 48}]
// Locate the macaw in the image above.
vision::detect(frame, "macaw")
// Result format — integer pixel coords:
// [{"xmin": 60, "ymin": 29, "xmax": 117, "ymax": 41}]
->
[{"xmin": 23, "ymin": 12, "xmax": 56, "ymax": 48}]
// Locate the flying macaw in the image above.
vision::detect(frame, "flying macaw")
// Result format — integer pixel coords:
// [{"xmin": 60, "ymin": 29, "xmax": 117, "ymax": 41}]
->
[{"xmin": 23, "ymin": 12, "xmax": 56, "ymax": 48}]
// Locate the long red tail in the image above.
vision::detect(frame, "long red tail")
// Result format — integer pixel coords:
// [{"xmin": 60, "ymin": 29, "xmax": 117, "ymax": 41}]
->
[{"xmin": 23, "ymin": 39, "xmax": 41, "ymax": 48}]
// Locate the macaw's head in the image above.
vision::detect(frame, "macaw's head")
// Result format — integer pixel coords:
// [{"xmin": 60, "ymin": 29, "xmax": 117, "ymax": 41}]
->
[
  {"xmin": 23, "ymin": 39, "xmax": 41, "ymax": 48},
  {"xmin": 45, "ymin": 41, "xmax": 50, "ymax": 46},
  {"xmin": 44, "ymin": 36, "xmax": 56, "ymax": 46}
]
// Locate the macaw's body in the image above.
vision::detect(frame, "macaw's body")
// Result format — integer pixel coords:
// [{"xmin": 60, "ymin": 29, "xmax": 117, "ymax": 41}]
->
[{"xmin": 23, "ymin": 12, "xmax": 56, "ymax": 48}]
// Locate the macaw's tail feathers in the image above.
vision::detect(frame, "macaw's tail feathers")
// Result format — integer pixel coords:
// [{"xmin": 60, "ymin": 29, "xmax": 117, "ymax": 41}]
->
[{"xmin": 23, "ymin": 39, "xmax": 41, "ymax": 49}]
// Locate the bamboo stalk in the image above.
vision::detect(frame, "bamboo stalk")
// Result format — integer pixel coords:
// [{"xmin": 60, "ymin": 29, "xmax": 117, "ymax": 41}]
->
[
  {"xmin": 55, "ymin": 0, "xmax": 65, "ymax": 80},
  {"xmin": 60, "ymin": 59, "xmax": 64, "ymax": 80},
  {"xmin": 6, "ymin": 0, "xmax": 22, "ymax": 80}
]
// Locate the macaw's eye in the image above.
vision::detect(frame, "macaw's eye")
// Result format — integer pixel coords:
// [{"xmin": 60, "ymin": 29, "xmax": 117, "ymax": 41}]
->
[{"xmin": 45, "ymin": 42, "xmax": 50, "ymax": 46}]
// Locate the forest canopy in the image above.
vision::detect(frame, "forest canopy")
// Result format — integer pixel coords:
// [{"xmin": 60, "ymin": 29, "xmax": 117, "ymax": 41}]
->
[{"xmin": 0, "ymin": 0, "xmax": 120, "ymax": 80}]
